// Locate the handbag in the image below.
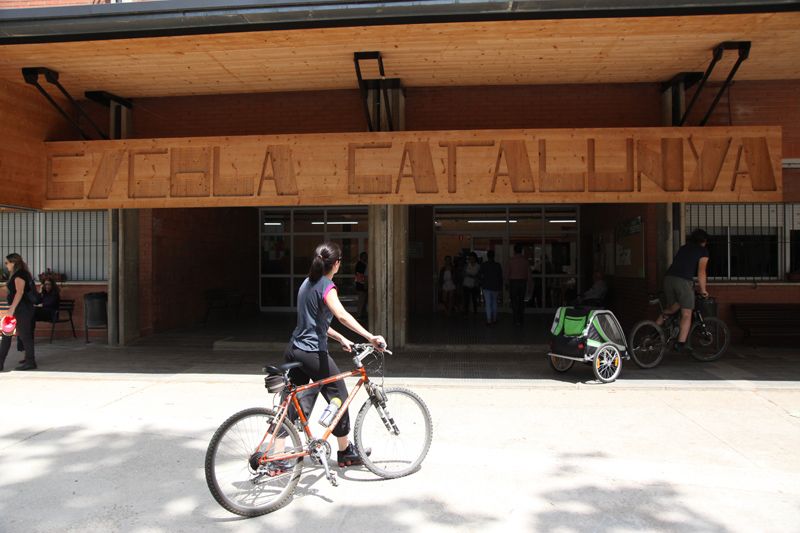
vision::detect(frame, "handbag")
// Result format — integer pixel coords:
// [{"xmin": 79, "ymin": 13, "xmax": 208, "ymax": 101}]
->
[{"xmin": 26, "ymin": 278, "xmax": 43, "ymax": 306}]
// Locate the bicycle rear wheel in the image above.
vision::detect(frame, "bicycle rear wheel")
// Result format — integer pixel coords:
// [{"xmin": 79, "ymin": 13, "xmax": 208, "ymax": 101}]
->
[
  {"xmin": 689, "ymin": 317, "xmax": 730, "ymax": 362},
  {"xmin": 629, "ymin": 320, "xmax": 666, "ymax": 369},
  {"xmin": 205, "ymin": 407, "xmax": 303, "ymax": 517},
  {"xmin": 354, "ymin": 387, "xmax": 432, "ymax": 479}
]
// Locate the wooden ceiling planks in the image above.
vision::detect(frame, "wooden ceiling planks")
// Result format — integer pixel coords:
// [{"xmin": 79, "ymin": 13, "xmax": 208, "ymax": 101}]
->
[{"xmin": 0, "ymin": 13, "xmax": 797, "ymax": 97}]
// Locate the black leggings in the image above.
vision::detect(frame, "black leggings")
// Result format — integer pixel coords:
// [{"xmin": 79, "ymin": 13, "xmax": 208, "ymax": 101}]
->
[
  {"xmin": 284, "ymin": 344, "xmax": 350, "ymax": 438},
  {"xmin": 0, "ymin": 304, "xmax": 35, "ymax": 369}
]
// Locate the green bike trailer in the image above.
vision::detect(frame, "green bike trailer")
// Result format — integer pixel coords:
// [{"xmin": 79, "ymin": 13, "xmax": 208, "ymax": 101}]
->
[{"xmin": 548, "ymin": 306, "xmax": 629, "ymax": 383}]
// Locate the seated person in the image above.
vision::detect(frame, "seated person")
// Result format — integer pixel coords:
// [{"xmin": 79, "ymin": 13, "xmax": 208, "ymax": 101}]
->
[
  {"xmin": 576, "ymin": 271, "xmax": 608, "ymax": 306},
  {"xmin": 18, "ymin": 278, "xmax": 60, "ymax": 354},
  {"xmin": 36, "ymin": 278, "xmax": 61, "ymax": 321}
]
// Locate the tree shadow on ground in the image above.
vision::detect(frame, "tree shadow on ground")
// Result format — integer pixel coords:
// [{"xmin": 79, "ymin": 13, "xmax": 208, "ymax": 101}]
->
[
  {"xmin": 530, "ymin": 453, "xmax": 730, "ymax": 533},
  {"xmin": 0, "ymin": 424, "xmax": 493, "ymax": 533}
]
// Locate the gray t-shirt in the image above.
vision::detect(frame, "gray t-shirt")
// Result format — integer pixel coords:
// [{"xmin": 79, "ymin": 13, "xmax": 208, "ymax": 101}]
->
[{"xmin": 291, "ymin": 276, "xmax": 336, "ymax": 352}]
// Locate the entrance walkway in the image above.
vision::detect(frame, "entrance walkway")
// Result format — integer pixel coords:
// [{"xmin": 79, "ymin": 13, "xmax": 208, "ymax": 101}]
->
[
  {"xmin": 192, "ymin": 311, "xmax": 552, "ymax": 351},
  {"xmin": 408, "ymin": 312, "xmax": 550, "ymax": 346},
  {"xmin": 14, "ymin": 333, "xmax": 800, "ymax": 386}
]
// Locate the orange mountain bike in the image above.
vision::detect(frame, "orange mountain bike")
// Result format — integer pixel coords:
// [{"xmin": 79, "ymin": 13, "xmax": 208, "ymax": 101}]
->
[{"xmin": 204, "ymin": 344, "xmax": 433, "ymax": 517}]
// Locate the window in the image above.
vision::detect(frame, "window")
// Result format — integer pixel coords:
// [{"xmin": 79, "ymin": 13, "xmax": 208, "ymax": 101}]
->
[
  {"xmin": 259, "ymin": 207, "xmax": 368, "ymax": 310},
  {"xmin": 0, "ymin": 210, "xmax": 108, "ymax": 282},
  {"xmin": 686, "ymin": 204, "xmax": 799, "ymax": 281}
]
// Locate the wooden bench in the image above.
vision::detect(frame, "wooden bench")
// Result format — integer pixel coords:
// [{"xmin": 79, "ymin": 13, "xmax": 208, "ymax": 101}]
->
[{"xmin": 731, "ymin": 303, "xmax": 800, "ymax": 339}]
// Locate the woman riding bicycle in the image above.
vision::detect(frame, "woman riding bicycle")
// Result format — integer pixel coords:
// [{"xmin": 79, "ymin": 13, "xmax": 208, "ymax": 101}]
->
[{"xmin": 284, "ymin": 242, "xmax": 386, "ymax": 467}]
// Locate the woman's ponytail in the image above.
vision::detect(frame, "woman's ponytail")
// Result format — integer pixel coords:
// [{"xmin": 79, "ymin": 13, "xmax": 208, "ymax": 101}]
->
[
  {"xmin": 308, "ymin": 242, "xmax": 342, "ymax": 282},
  {"xmin": 309, "ymin": 254, "xmax": 326, "ymax": 282}
]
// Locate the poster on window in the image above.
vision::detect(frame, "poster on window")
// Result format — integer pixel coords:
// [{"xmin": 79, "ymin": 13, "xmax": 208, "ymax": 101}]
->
[
  {"xmin": 615, "ymin": 216, "xmax": 645, "ymax": 278},
  {"xmin": 593, "ymin": 230, "xmax": 615, "ymax": 275}
]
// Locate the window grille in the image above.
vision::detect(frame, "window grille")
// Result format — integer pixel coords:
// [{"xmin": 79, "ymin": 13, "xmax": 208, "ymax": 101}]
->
[
  {"xmin": 685, "ymin": 203, "xmax": 799, "ymax": 282},
  {"xmin": 0, "ymin": 210, "xmax": 108, "ymax": 282}
]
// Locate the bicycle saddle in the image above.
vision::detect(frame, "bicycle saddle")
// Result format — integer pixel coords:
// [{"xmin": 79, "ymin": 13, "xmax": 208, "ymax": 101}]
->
[
  {"xmin": 647, "ymin": 293, "xmax": 663, "ymax": 305},
  {"xmin": 264, "ymin": 361, "xmax": 304, "ymax": 375}
]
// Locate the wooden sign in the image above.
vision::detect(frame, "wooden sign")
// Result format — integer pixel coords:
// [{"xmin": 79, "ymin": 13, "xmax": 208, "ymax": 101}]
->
[{"xmin": 41, "ymin": 127, "xmax": 782, "ymax": 209}]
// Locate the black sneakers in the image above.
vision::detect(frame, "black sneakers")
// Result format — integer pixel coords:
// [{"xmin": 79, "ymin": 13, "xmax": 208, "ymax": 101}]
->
[
  {"xmin": 337, "ymin": 443, "xmax": 371, "ymax": 468},
  {"xmin": 674, "ymin": 343, "xmax": 694, "ymax": 355},
  {"xmin": 15, "ymin": 361, "xmax": 37, "ymax": 371}
]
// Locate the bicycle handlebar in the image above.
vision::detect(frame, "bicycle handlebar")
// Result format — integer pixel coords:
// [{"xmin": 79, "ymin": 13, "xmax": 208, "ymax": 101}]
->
[{"xmin": 352, "ymin": 343, "xmax": 392, "ymax": 366}]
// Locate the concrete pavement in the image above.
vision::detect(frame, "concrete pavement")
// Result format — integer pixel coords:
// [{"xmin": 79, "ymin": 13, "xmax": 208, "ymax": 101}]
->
[{"xmin": 1, "ymin": 341, "xmax": 799, "ymax": 532}]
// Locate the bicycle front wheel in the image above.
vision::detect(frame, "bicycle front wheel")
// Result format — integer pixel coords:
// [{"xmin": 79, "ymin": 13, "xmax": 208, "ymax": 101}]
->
[
  {"xmin": 205, "ymin": 407, "xmax": 303, "ymax": 517},
  {"xmin": 629, "ymin": 320, "xmax": 666, "ymax": 369},
  {"xmin": 689, "ymin": 317, "xmax": 730, "ymax": 362},
  {"xmin": 354, "ymin": 387, "xmax": 432, "ymax": 479}
]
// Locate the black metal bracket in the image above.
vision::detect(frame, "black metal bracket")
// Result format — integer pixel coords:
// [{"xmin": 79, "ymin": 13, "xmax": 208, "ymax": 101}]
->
[
  {"xmin": 22, "ymin": 67, "xmax": 108, "ymax": 140},
  {"xmin": 678, "ymin": 41, "xmax": 751, "ymax": 127},
  {"xmin": 354, "ymin": 51, "xmax": 400, "ymax": 132},
  {"xmin": 86, "ymin": 91, "xmax": 133, "ymax": 139},
  {"xmin": 85, "ymin": 90, "xmax": 132, "ymax": 109},
  {"xmin": 662, "ymin": 72, "xmax": 703, "ymax": 126}
]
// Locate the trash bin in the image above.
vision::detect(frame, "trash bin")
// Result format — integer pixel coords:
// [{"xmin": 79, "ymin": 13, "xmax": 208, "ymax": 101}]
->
[
  {"xmin": 83, "ymin": 291, "xmax": 108, "ymax": 343},
  {"xmin": 697, "ymin": 296, "xmax": 718, "ymax": 318}
]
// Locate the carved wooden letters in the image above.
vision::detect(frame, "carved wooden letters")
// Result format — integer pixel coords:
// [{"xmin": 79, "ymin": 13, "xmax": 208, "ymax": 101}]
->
[{"xmin": 42, "ymin": 127, "xmax": 782, "ymax": 208}]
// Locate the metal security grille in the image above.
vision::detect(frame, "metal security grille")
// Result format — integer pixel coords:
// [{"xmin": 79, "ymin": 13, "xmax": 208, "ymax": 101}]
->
[
  {"xmin": 686, "ymin": 203, "xmax": 799, "ymax": 282},
  {"xmin": 0, "ymin": 210, "xmax": 108, "ymax": 282}
]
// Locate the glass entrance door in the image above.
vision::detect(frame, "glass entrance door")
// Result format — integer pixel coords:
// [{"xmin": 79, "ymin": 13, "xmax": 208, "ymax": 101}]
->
[{"xmin": 433, "ymin": 206, "xmax": 579, "ymax": 313}]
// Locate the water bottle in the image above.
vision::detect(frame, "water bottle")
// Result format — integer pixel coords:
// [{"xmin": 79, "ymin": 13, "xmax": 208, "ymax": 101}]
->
[{"xmin": 319, "ymin": 397, "xmax": 342, "ymax": 427}]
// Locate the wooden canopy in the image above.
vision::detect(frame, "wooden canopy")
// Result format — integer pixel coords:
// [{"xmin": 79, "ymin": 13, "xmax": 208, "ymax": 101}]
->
[{"xmin": 0, "ymin": 12, "xmax": 798, "ymax": 97}]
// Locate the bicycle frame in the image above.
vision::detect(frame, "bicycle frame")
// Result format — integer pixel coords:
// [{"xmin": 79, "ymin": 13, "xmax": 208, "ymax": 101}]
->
[
  {"xmin": 255, "ymin": 362, "xmax": 374, "ymax": 465},
  {"xmin": 653, "ymin": 299, "xmax": 708, "ymax": 342}
]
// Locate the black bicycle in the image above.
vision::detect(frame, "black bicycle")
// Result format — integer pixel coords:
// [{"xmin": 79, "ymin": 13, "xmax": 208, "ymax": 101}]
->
[{"xmin": 628, "ymin": 294, "xmax": 730, "ymax": 369}]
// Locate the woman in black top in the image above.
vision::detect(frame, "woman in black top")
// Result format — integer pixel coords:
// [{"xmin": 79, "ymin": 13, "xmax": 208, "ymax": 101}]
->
[
  {"xmin": 17, "ymin": 278, "xmax": 61, "ymax": 358},
  {"xmin": 1, "ymin": 253, "xmax": 37, "ymax": 371},
  {"xmin": 284, "ymin": 242, "xmax": 385, "ymax": 469}
]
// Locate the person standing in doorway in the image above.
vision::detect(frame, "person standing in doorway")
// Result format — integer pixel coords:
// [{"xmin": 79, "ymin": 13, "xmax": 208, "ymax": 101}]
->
[
  {"xmin": 656, "ymin": 229, "xmax": 710, "ymax": 354},
  {"xmin": 478, "ymin": 250, "xmax": 503, "ymax": 325},
  {"xmin": 461, "ymin": 252, "xmax": 480, "ymax": 314},
  {"xmin": 508, "ymin": 244, "xmax": 530, "ymax": 326},
  {"xmin": 354, "ymin": 252, "xmax": 368, "ymax": 320},
  {"xmin": 1, "ymin": 253, "xmax": 37, "ymax": 371},
  {"xmin": 438, "ymin": 256, "xmax": 457, "ymax": 315}
]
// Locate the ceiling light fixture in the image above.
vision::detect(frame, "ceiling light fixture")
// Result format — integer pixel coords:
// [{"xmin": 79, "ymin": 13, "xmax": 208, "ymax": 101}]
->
[{"xmin": 467, "ymin": 220, "xmax": 518, "ymax": 224}]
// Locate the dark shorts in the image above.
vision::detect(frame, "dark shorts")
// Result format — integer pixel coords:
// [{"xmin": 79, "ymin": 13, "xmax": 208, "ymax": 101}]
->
[{"xmin": 664, "ymin": 275, "xmax": 694, "ymax": 310}]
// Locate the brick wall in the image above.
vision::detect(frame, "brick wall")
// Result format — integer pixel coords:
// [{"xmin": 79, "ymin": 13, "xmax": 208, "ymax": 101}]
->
[
  {"xmin": 140, "ymin": 207, "xmax": 258, "ymax": 333},
  {"xmin": 685, "ymin": 79, "xmax": 800, "ymax": 158},
  {"xmin": 406, "ymin": 83, "xmax": 664, "ymax": 130},
  {"xmin": 132, "ymin": 90, "xmax": 366, "ymax": 138}
]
